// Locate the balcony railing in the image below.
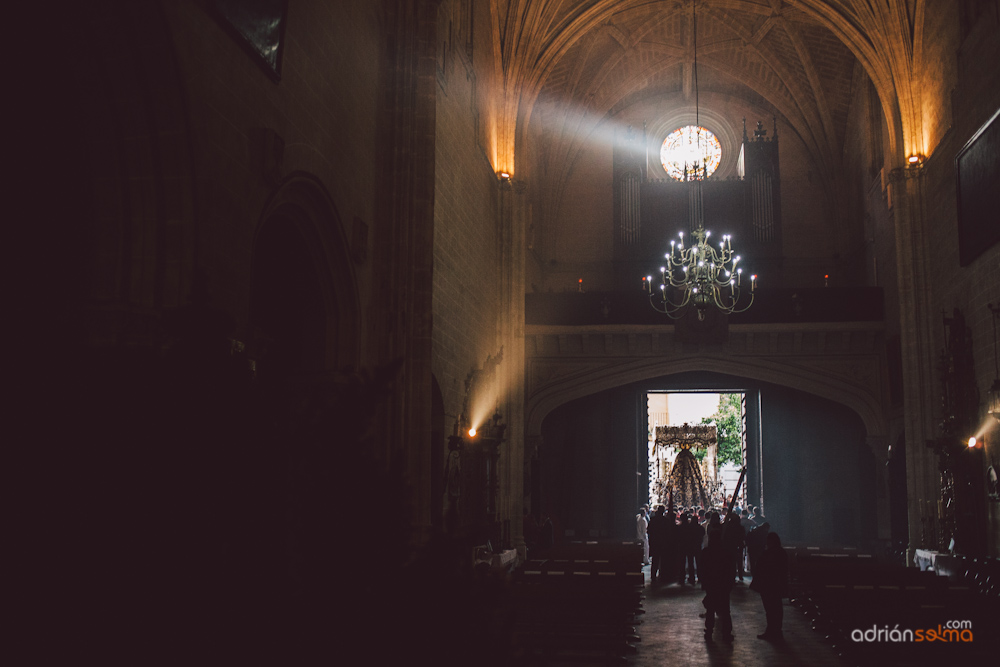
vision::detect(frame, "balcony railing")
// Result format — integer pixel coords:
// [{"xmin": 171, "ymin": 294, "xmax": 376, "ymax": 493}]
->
[{"xmin": 526, "ymin": 287, "xmax": 884, "ymax": 327}]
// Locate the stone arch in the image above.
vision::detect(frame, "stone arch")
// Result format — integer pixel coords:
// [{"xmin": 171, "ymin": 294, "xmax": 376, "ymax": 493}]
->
[
  {"xmin": 49, "ymin": 3, "xmax": 199, "ymax": 340},
  {"xmin": 526, "ymin": 355, "xmax": 886, "ymax": 455},
  {"xmin": 250, "ymin": 174, "xmax": 361, "ymax": 376}
]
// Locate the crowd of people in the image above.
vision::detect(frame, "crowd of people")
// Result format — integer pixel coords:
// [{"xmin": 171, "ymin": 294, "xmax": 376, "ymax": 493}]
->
[{"xmin": 635, "ymin": 503, "xmax": 788, "ymax": 642}]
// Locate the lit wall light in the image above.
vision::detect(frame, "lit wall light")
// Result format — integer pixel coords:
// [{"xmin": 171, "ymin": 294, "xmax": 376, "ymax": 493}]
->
[
  {"xmin": 469, "ymin": 427, "xmax": 477, "ymax": 438},
  {"xmin": 907, "ymin": 154, "xmax": 924, "ymax": 165},
  {"xmin": 968, "ymin": 436, "xmax": 977, "ymax": 448},
  {"xmin": 499, "ymin": 172, "xmax": 510, "ymax": 180}
]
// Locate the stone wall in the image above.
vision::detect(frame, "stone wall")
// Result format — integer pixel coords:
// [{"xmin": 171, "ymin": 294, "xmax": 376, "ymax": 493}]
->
[{"xmin": 844, "ymin": 6, "xmax": 1000, "ymax": 557}]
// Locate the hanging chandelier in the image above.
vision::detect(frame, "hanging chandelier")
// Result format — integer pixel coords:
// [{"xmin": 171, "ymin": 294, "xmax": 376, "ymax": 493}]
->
[
  {"xmin": 647, "ymin": 227, "xmax": 755, "ymax": 320},
  {"xmin": 646, "ymin": 0, "xmax": 755, "ymax": 321}
]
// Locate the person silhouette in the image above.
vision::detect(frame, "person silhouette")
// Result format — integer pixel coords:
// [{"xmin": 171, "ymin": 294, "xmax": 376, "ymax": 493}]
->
[
  {"xmin": 636, "ymin": 506, "xmax": 650, "ymax": 565},
  {"xmin": 700, "ymin": 527, "xmax": 735, "ymax": 642},
  {"xmin": 750, "ymin": 531, "xmax": 789, "ymax": 641},
  {"xmin": 647, "ymin": 506, "xmax": 668, "ymax": 585}
]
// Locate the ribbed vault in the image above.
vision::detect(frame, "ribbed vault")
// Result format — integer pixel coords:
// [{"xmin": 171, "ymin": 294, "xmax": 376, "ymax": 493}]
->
[{"xmin": 489, "ymin": 0, "xmax": 922, "ymax": 200}]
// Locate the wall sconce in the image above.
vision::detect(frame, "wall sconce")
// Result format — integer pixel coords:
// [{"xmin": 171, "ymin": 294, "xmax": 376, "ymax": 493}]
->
[
  {"xmin": 907, "ymin": 154, "xmax": 924, "ymax": 165},
  {"xmin": 451, "ymin": 409, "xmax": 506, "ymax": 446}
]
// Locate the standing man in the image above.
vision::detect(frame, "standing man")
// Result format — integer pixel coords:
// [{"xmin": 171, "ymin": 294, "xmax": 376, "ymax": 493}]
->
[
  {"xmin": 740, "ymin": 509, "xmax": 756, "ymax": 576},
  {"xmin": 686, "ymin": 512, "xmax": 705, "ymax": 584},
  {"xmin": 745, "ymin": 522, "xmax": 770, "ymax": 575},
  {"xmin": 750, "ymin": 532, "xmax": 789, "ymax": 641},
  {"xmin": 647, "ymin": 506, "xmax": 668, "ymax": 585},
  {"xmin": 636, "ymin": 505, "xmax": 650, "ymax": 566},
  {"xmin": 700, "ymin": 527, "xmax": 735, "ymax": 642},
  {"xmin": 722, "ymin": 511, "xmax": 747, "ymax": 584}
]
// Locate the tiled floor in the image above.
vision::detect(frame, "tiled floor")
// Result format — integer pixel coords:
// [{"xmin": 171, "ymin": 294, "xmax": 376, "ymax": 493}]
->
[{"xmin": 632, "ymin": 568, "xmax": 846, "ymax": 667}]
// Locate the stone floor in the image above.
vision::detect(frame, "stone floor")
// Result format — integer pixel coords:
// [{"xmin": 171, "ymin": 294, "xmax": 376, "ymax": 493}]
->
[{"xmin": 631, "ymin": 567, "xmax": 845, "ymax": 667}]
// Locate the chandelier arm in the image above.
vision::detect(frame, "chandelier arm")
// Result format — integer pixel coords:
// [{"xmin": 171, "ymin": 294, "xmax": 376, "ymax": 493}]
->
[
  {"xmin": 727, "ymin": 291, "xmax": 755, "ymax": 313},
  {"xmin": 659, "ymin": 288, "xmax": 692, "ymax": 309},
  {"xmin": 649, "ymin": 293, "xmax": 690, "ymax": 319}
]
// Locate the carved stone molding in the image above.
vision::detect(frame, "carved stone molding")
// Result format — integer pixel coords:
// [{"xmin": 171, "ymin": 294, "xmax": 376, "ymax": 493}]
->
[
  {"xmin": 888, "ymin": 163, "xmax": 924, "ymax": 183},
  {"xmin": 525, "ymin": 322, "xmax": 889, "ymax": 455}
]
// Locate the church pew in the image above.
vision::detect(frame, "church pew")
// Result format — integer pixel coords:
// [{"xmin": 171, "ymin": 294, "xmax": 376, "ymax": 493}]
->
[
  {"xmin": 509, "ymin": 540, "xmax": 645, "ymax": 664},
  {"xmin": 790, "ymin": 550, "xmax": 999, "ymax": 666}
]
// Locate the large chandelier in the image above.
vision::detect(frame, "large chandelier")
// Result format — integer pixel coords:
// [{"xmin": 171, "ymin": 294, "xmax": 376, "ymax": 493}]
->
[
  {"xmin": 646, "ymin": 0, "xmax": 755, "ymax": 321},
  {"xmin": 647, "ymin": 227, "xmax": 755, "ymax": 320}
]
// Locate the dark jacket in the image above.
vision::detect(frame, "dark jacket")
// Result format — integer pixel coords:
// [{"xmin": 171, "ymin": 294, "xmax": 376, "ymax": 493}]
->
[
  {"xmin": 647, "ymin": 512, "xmax": 669, "ymax": 552},
  {"xmin": 686, "ymin": 519, "xmax": 704, "ymax": 554},
  {"xmin": 700, "ymin": 538, "xmax": 735, "ymax": 592},
  {"xmin": 749, "ymin": 544, "xmax": 789, "ymax": 598},
  {"xmin": 745, "ymin": 523, "xmax": 770, "ymax": 570},
  {"xmin": 722, "ymin": 517, "xmax": 746, "ymax": 552}
]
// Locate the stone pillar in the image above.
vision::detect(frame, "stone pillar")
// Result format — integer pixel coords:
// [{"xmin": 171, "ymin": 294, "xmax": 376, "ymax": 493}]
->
[
  {"xmin": 888, "ymin": 163, "xmax": 939, "ymax": 565},
  {"xmin": 498, "ymin": 176, "xmax": 527, "ymax": 556},
  {"xmin": 867, "ymin": 436, "xmax": 892, "ymax": 543},
  {"xmin": 372, "ymin": 0, "xmax": 441, "ymax": 549}
]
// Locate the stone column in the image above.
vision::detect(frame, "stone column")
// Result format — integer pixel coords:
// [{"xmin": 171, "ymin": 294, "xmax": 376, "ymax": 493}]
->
[
  {"xmin": 372, "ymin": 0, "xmax": 441, "ymax": 549},
  {"xmin": 888, "ymin": 163, "xmax": 939, "ymax": 565},
  {"xmin": 497, "ymin": 176, "xmax": 527, "ymax": 556},
  {"xmin": 866, "ymin": 435, "xmax": 892, "ymax": 543}
]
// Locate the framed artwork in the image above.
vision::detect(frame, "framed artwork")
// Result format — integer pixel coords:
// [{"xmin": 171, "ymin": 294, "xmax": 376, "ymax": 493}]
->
[
  {"xmin": 955, "ymin": 107, "xmax": 1000, "ymax": 266},
  {"xmin": 208, "ymin": 0, "xmax": 288, "ymax": 82}
]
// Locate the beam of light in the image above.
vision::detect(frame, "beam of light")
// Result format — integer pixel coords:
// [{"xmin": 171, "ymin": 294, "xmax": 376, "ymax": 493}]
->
[
  {"xmin": 468, "ymin": 351, "xmax": 527, "ymax": 436},
  {"xmin": 526, "ymin": 99, "xmax": 661, "ymax": 162},
  {"xmin": 974, "ymin": 416, "xmax": 997, "ymax": 440}
]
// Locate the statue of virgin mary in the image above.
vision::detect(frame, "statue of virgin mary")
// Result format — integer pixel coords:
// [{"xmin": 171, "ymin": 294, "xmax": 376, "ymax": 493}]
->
[{"xmin": 655, "ymin": 424, "xmax": 715, "ymax": 508}]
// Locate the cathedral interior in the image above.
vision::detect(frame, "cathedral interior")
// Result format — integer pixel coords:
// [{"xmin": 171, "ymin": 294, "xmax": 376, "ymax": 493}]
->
[{"xmin": 24, "ymin": 1, "xmax": 1000, "ymax": 663}]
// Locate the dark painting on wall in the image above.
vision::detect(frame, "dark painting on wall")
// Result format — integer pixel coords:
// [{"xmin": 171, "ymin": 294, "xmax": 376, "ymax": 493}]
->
[
  {"xmin": 956, "ymin": 107, "xmax": 1000, "ymax": 266},
  {"xmin": 209, "ymin": 0, "xmax": 288, "ymax": 81}
]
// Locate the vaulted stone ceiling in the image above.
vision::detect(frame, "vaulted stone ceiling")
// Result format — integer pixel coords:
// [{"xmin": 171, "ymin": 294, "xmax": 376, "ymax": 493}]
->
[
  {"xmin": 528, "ymin": 1, "xmax": 856, "ymax": 178},
  {"xmin": 491, "ymin": 0, "xmax": 921, "ymax": 183}
]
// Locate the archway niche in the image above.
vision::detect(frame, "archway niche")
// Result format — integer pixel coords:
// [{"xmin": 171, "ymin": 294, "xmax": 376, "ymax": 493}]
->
[
  {"xmin": 250, "ymin": 176, "xmax": 360, "ymax": 383},
  {"xmin": 535, "ymin": 371, "xmax": 880, "ymax": 548}
]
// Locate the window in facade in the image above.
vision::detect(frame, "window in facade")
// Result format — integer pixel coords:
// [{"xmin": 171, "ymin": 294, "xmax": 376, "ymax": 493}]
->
[{"xmin": 660, "ymin": 125, "xmax": 722, "ymax": 181}]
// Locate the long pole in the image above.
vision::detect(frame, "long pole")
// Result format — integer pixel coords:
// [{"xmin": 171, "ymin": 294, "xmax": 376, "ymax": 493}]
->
[{"xmin": 727, "ymin": 465, "xmax": 747, "ymax": 515}]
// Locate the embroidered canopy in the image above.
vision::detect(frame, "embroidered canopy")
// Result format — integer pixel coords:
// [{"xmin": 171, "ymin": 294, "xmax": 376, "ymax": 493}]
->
[{"xmin": 655, "ymin": 424, "xmax": 717, "ymax": 449}]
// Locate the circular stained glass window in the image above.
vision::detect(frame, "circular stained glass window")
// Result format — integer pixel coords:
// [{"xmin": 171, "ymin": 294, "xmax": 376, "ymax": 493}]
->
[{"xmin": 660, "ymin": 126, "xmax": 722, "ymax": 181}]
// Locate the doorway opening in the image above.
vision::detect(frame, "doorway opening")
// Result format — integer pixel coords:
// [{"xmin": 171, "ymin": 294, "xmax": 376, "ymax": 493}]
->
[{"xmin": 645, "ymin": 390, "xmax": 748, "ymax": 511}]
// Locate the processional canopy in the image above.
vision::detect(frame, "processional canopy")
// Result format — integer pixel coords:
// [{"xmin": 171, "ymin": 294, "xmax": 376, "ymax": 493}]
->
[{"xmin": 655, "ymin": 423, "xmax": 717, "ymax": 449}]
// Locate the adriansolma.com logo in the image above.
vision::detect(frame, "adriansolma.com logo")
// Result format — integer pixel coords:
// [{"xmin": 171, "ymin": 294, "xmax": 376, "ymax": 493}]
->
[{"xmin": 851, "ymin": 621, "xmax": 974, "ymax": 643}]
